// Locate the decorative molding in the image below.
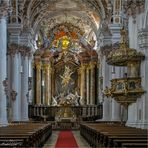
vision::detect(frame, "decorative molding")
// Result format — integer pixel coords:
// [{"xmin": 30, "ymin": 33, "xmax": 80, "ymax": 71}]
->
[
  {"xmin": 123, "ymin": 0, "xmax": 145, "ymax": 23},
  {"xmin": 26, "ymin": 92, "xmax": 29, "ymax": 103},
  {"xmin": 28, "ymin": 77, "xmax": 32, "ymax": 91},
  {"xmin": 11, "ymin": 90, "xmax": 17, "ymax": 101},
  {"xmin": 138, "ymin": 28, "xmax": 148, "ymax": 49},
  {"xmin": 100, "ymin": 42, "xmax": 120, "ymax": 57},
  {"xmin": 0, "ymin": 2, "xmax": 10, "ymax": 19},
  {"xmin": 8, "ymin": 43, "xmax": 32, "ymax": 57},
  {"xmin": 2, "ymin": 78, "xmax": 8, "ymax": 97}
]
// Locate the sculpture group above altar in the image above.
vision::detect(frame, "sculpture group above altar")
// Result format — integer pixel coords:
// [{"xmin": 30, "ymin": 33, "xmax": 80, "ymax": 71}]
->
[{"xmin": 32, "ymin": 23, "xmax": 99, "ymax": 107}]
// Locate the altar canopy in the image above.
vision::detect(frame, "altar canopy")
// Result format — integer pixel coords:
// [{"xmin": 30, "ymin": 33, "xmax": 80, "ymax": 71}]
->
[{"xmin": 33, "ymin": 23, "xmax": 99, "ymax": 107}]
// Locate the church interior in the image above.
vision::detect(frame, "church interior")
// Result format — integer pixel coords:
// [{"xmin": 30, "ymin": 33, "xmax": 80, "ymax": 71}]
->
[{"xmin": 0, "ymin": 0, "xmax": 148, "ymax": 147}]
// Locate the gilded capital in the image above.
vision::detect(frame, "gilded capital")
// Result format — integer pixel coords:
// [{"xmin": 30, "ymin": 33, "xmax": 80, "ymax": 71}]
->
[
  {"xmin": 42, "ymin": 64, "xmax": 52, "ymax": 72},
  {"xmin": 89, "ymin": 62, "xmax": 96, "ymax": 69},
  {"xmin": 80, "ymin": 64, "xmax": 86, "ymax": 72},
  {"xmin": 36, "ymin": 63, "xmax": 41, "ymax": 70},
  {"xmin": 8, "ymin": 43, "xmax": 32, "ymax": 58},
  {"xmin": 32, "ymin": 62, "xmax": 35, "ymax": 68}
]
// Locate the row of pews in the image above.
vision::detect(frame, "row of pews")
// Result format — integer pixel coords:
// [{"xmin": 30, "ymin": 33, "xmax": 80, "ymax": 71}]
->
[
  {"xmin": 80, "ymin": 122, "xmax": 148, "ymax": 148},
  {"xmin": 0, "ymin": 123, "xmax": 52, "ymax": 147}
]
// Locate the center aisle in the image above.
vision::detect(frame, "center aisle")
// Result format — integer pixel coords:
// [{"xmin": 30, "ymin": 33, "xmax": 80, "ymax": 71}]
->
[
  {"xmin": 43, "ymin": 130, "xmax": 90, "ymax": 148},
  {"xmin": 55, "ymin": 131, "xmax": 78, "ymax": 148}
]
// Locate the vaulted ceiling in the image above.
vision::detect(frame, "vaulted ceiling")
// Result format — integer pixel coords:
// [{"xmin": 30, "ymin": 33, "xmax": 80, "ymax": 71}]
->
[{"xmin": 13, "ymin": 0, "xmax": 109, "ymax": 44}]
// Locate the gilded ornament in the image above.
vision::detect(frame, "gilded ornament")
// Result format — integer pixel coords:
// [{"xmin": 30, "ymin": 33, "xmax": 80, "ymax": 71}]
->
[
  {"xmin": 36, "ymin": 63, "xmax": 41, "ymax": 70},
  {"xmin": 104, "ymin": 77, "xmax": 145, "ymax": 107},
  {"xmin": 89, "ymin": 62, "xmax": 96, "ymax": 69},
  {"xmin": 107, "ymin": 28, "xmax": 145, "ymax": 66}
]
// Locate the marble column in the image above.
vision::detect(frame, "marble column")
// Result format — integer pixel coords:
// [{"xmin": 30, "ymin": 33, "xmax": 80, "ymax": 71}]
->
[
  {"xmin": 80, "ymin": 64, "xmax": 86, "ymax": 105},
  {"xmin": 77, "ymin": 68, "xmax": 81, "ymax": 93},
  {"xmin": 7, "ymin": 54, "xmax": 12, "ymax": 122},
  {"xmin": 28, "ymin": 57, "xmax": 32, "ymax": 103},
  {"xmin": 11, "ymin": 53, "xmax": 21, "ymax": 121},
  {"xmin": 36, "ymin": 62, "xmax": 41, "ymax": 105},
  {"xmin": 111, "ymin": 99, "xmax": 121, "ymax": 121},
  {"xmin": 102, "ymin": 56, "xmax": 111, "ymax": 121},
  {"xmin": 21, "ymin": 54, "xmax": 29, "ymax": 121},
  {"xmin": 111, "ymin": 67, "xmax": 121, "ymax": 121},
  {"xmin": 102, "ymin": 98, "xmax": 111, "ymax": 121},
  {"xmin": 90, "ymin": 62, "xmax": 96, "ymax": 105},
  {"xmin": 51, "ymin": 68, "xmax": 55, "ymax": 99},
  {"xmin": 138, "ymin": 28, "xmax": 148, "ymax": 129},
  {"xmin": 42, "ymin": 67, "xmax": 45, "ymax": 104},
  {"xmin": 43, "ymin": 64, "xmax": 51, "ymax": 105},
  {"xmin": 0, "ymin": 15, "xmax": 8, "ymax": 126},
  {"xmin": 49, "ymin": 67, "xmax": 52, "ymax": 105},
  {"xmin": 86, "ymin": 65, "xmax": 90, "ymax": 105},
  {"xmin": 18, "ymin": 53, "xmax": 22, "ymax": 120},
  {"xmin": 96, "ymin": 63, "xmax": 100, "ymax": 105}
]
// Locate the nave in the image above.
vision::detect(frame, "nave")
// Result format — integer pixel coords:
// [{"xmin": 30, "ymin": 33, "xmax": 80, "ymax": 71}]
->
[
  {"xmin": 0, "ymin": 0, "xmax": 148, "ymax": 147},
  {"xmin": 0, "ymin": 121, "xmax": 147, "ymax": 148}
]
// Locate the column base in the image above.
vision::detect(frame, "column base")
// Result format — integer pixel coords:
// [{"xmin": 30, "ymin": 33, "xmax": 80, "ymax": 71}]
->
[
  {"xmin": 21, "ymin": 118, "xmax": 29, "ymax": 122},
  {"xmin": 141, "ymin": 120, "xmax": 148, "ymax": 129},
  {"xmin": 111, "ymin": 119, "xmax": 121, "ymax": 122},
  {"xmin": 96, "ymin": 118, "xmax": 110, "ymax": 122},
  {"xmin": 126, "ymin": 121, "xmax": 142, "ymax": 128},
  {"xmin": 0, "ymin": 122, "xmax": 8, "ymax": 127}
]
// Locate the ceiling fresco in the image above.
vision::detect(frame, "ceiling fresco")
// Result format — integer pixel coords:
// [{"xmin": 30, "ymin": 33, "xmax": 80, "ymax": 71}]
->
[{"xmin": 11, "ymin": 0, "xmax": 109, "ymax": 50}]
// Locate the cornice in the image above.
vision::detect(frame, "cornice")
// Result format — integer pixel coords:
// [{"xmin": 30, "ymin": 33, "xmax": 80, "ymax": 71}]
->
[
  {"xmin": 123, "ymin": 0, "xmax": 145, "ymax": 23},
  {"xmin": 0, "ymin": 2, "xmax": 11, "ymax": 19},
  {"xmin": 8, "ymin": 43, "xmax": 32, "ymax": 57}
]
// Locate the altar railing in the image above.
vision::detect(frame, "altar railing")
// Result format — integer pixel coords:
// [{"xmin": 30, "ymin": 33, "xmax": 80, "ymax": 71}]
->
[{"xmin": 28, "ymin": 104, "xmax": 103, "ymax": 121}]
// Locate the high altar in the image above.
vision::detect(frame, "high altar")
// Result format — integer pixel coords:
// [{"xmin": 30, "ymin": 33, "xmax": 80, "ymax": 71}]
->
[{"xmin": 31, "ymin": 24, "xmax": 102, "ymax": 124}]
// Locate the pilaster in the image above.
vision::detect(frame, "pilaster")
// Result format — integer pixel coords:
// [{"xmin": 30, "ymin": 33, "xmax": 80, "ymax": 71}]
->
[
  {"xmin": 21, "ymin": 50, "xmax": 30, "ymax": 121},
  {"xmin": 11, "ymin": 53, "xmax": 21, "ymax": 121},
  {"xmin": 0, "ymin": 12, "xmax": 8, "ymax": 126},
  {"xmin": 80, "ymin": 64, "xmax": 86, "ymax": 105},
  {"xmin": 89, "ymin": 62, "xmax": 96, "ymax": 105},
  {"xmin": 138, "ymin": 28, "xmax": 148, "ymax": 129},
  {"xmin": 101, "ymin": 56, "xmax": 111, "ymax": 121},
  {"xmin": 35, "ymin": 62, "xmax": 42, "ymax": 105},
  {"xmin": 86, "ymin": 64, "xmax": 90, "ymax": 105}
]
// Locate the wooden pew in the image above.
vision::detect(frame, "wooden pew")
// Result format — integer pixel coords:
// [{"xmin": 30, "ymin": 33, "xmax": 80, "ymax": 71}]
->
[
  {"xmin": 122, "ymin": 143, "xmax": 148, "ymax": 148},
  {"xmin": 0, "ymin": 123, "xmax": 52, "ymax": 147},
  {"xmin": 113, "ymin": 139, "xmax": 148, "ymax": 148},
  {"xmin": 80, "ymin": 123, "xmax": 148, "ymax": 148}
]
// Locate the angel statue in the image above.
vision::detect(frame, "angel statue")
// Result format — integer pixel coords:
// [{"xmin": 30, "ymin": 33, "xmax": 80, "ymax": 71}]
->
[{"xmin": 60, "ymin": 66, "xmax": 74, "ymax": 88}]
